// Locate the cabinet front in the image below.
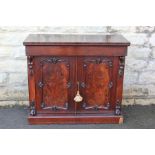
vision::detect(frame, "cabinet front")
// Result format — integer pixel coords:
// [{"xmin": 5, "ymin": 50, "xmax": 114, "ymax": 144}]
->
[
  {"xmin": 33, "ymin": 56, "xmax": 116, "ymax": 114},
  {"xmin": 34, "ymin": 56, "xmax": 75, "ymax": 114},
  {"xmin": 77, "ymin": 56, "xmax": 114, "ymax": 113}
]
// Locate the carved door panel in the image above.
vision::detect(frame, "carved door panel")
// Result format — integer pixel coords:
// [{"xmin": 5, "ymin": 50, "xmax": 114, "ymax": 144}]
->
[
  {"xmin": 77, "ymin": 56, "xmax": 114, "ymax": 113},
  {"xmin": 34, "ymin": 56, "xmax": 75, "ymax": 114}
]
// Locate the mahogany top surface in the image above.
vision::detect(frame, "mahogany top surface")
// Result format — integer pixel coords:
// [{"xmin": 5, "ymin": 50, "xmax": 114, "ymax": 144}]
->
[{"xmin": 23, "ymin": 34, "xmax": 130, "ymax": 46}]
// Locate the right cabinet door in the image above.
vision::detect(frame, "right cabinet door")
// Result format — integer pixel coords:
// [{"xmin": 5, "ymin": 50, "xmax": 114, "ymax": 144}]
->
[{"xmin": 77, "ymin": 56, "xmax": 116, "ymax": 113}]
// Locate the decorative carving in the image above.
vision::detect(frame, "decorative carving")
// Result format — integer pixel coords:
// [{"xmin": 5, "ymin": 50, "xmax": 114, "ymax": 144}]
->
[
  {"xmin": 83, "ymin": 64, "xmax": 87, "ymax": 68},
  {"xmin": 38, "ymin": 81, "xmax": 44, "ymax": 88},
  {"xmin": 67, "ymin": 82, "xmax": 71, "ymax": 88},
  {"xmin": 42, "ymin": 102, "xmax": 69, "ymax": 111},
  {"xmin": 41, "ymin": 102, "xmax": 45, "ymax": 108},
  {"xmin": 109, "ymin": 61, "xmax": 113, "ymax": 67},
  {"xmin": 80, "ymin": 82, "xmax": 86, "ymax": 88},
  {"xmin": 119, "ymin": 66, "xmax": 124, "ymax": 76},
  {"xmin": 108, "ymin": 81, "xmax": 113, "ymax": 88},
  {"xmin": 28, "ymin": 56, "xmax": 34, "ymax": 76},
  {"xmin": 84, "ymin": 57, "xmax": 113, "ymax": 67},
  {"xmin": 118, "ymin": 56, "xmax": 125, "ymax": 77},
  {"xmin": 66, "ymin": 64, "xmax": 70, "ymax": 68},
  {"xmin": 82, "ymin": 102, "xmax": 110, "ymax": 111},
  {"xmin": 40, "ymin": 57, "xmax": 65, "ymax": 64},
  {"xmin": 120, "ymin": 56, "xmax": 125, "ymax": 63},
  {"xmin": 30, "ymin": 101, "xmax": 36, "ymax": 116},
  {"xmin": 115, "ymin": 100, "xmax": 121, "ymax": 115}
]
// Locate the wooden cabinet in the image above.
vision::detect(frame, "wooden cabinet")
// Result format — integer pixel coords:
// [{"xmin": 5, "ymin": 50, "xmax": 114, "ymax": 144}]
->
[{"xmin": 24, "ymin": 34, "xmax": 130, "ymax": 124}]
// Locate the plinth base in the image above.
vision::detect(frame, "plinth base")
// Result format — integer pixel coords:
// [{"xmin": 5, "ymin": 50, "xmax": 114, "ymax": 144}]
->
[{"xmin": 28, "ymin": 113, "xmax": 123, "ymax": 124}]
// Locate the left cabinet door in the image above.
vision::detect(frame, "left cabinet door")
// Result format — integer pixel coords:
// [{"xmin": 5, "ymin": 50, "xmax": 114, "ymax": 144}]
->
[{"xmin": 34, "ymin": 56, "xmax": 76, "ymax": 114}]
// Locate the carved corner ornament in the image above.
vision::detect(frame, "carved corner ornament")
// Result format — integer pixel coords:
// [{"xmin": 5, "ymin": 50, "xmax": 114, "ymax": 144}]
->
[
  {"xmin": 118, "ymin": 56, "xmax": 125, "ymax": 77},
  {"xmin": 30, "ymin": 101, "xmax": 36, "ymax": 116},
  {"xmin": 115, "ymin": 100, "xmax": 122, "ymax": 115},
  {"xmin": 28, "ymin": 56, "xmax": 34, "ymax": 76}
]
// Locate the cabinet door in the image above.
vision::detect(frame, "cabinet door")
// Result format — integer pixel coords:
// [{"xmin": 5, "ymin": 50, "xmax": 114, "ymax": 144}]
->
[
  {"xmin": 77, "ymin": 56, "xmax": 114, "ymax": 113},
  {"xmin": 34, "ymin": 56, "xmax": 75, "ymax": 114}
]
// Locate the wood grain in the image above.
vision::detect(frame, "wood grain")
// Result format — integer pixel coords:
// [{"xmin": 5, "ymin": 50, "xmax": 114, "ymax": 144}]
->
[
  {"xmin": 26, "ymin": 46, "xmax": 128, "ymax": 56},
  {"xmin": 24, "ymin": 34, "xmax": 130, "ymax": 46},
  {"xmin": 85, "ymin": 63, "xmax": 110, "ymax": 105},
  {"xmin": 28, "ymin": 114, "xmax": 124, "ymax": 124},
  {"xmin": 43, "ymin": 62, "xmax": 68, "ymax": 106}
]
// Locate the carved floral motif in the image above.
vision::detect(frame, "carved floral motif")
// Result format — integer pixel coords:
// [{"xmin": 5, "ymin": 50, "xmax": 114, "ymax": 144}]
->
[
  {"xmin": 28, "ymin": 56, "xmax": 34, "ymax": 76},
  {"xmin": 40, "ymin": 57, "xmax": 65, "ymax": 64},
  {"xmin": 30, "ymin": 101, "xmax": 36, "ymax": 116}
]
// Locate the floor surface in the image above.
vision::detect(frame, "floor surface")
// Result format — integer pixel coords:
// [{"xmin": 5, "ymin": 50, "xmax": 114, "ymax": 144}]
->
[{"xmin": 0, "ymin": 105, "xmax": 155, "ymax": 129}]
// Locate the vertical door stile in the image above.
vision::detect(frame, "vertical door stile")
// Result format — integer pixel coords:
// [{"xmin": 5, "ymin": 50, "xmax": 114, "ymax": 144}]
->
[
  {"xmin": 40, "ymin": 58, "xmax": 44, "ymax": 109},
  {"xmin": 74, "ymin": 56, "xmax": 78, "ymax": 114},
  {"xmin": 110, "ymin": 57, "xmax": 119, "ymax": 109},
  {"xmin": 67, "ymin": 57, "xmax": 75, "ymax": 112},
  {"xmin": 75, "ymin": 56, "xmax": 85, "ymax": 114},
  {"xmin": 108, "ymin": 56, "xmax": 114, "ymax": 110}
]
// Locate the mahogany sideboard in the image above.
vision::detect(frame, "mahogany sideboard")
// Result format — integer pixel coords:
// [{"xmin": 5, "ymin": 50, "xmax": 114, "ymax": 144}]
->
[{"xmin": 23, "ymin": 34, "xmax": 130, "ymax": 124}]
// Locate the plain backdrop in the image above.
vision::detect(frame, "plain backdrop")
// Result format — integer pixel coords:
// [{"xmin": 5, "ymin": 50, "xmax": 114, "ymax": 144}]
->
[{"xmin": 0, "ymin": 0, "xmax": 155, "ymax": 155}]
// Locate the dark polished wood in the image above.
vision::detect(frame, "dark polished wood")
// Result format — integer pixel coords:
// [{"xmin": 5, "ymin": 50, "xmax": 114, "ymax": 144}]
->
[
  {"xmin": 28, "ymin": 114, "xmax": 123, "ymax": 124},
  {"xmin": 24, "ymin": 34, "xmax": 130, "ymax": 124},
  {"xmin": 25, "ymin": 46, "xmax": 128, "ymax": 56},
  {"xmin": 24, "ymin": 34, "xmax": 130, "ymax": 46}
]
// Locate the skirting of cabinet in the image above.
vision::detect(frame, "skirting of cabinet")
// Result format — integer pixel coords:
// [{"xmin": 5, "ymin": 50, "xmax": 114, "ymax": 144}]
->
[{"xmin": 28, "ymin": 114, "xmax": 123, "ymax": 124}]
